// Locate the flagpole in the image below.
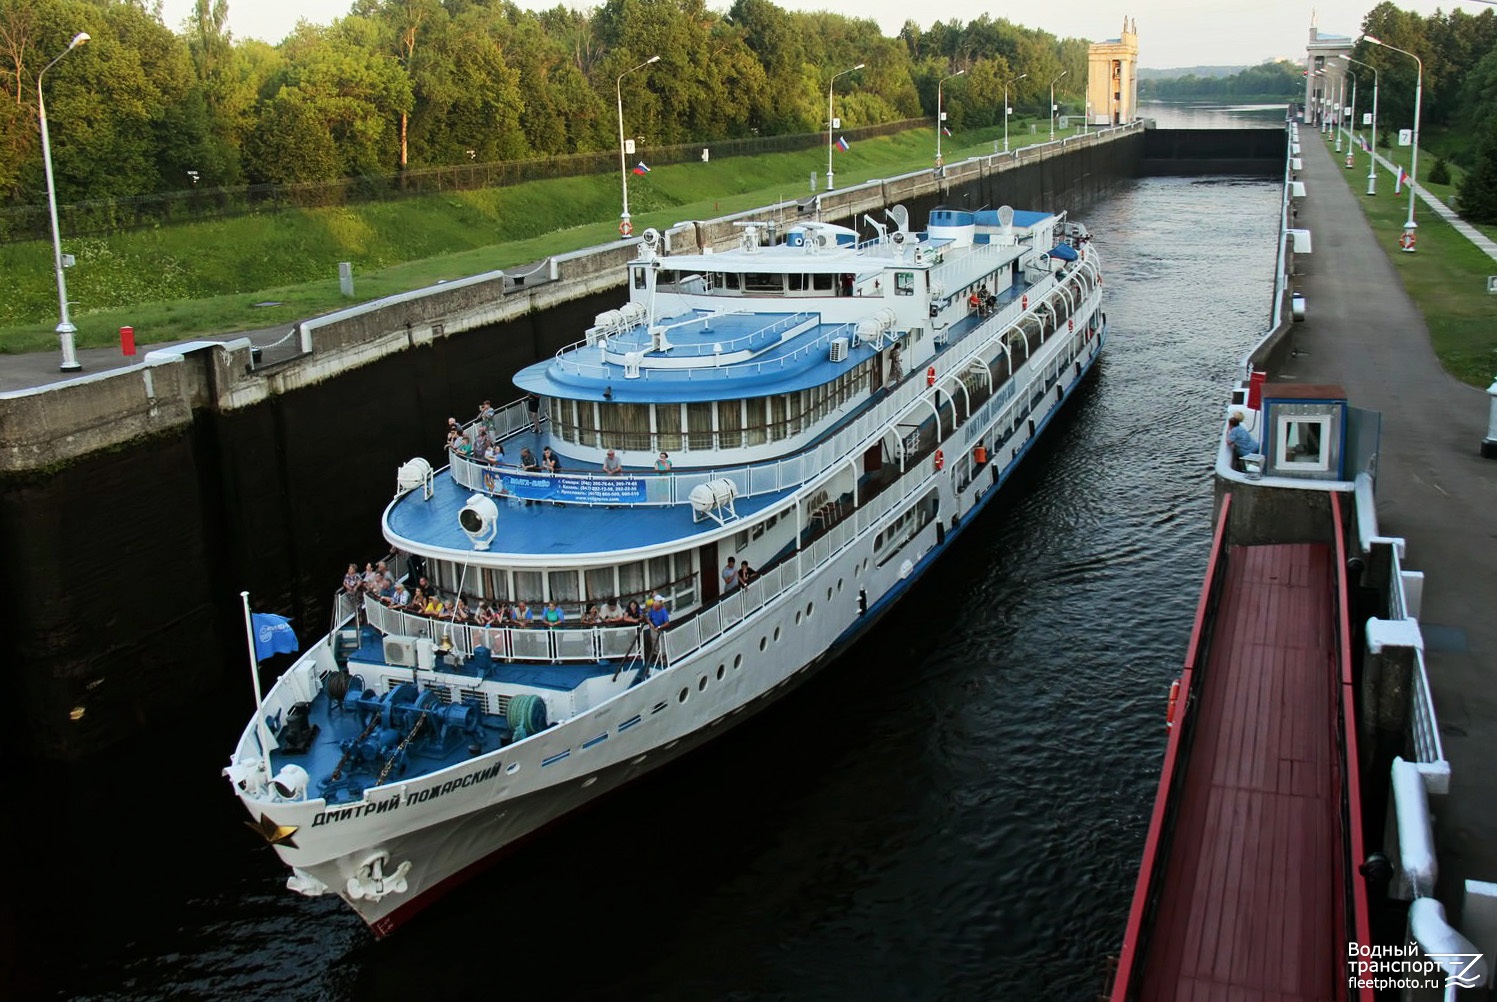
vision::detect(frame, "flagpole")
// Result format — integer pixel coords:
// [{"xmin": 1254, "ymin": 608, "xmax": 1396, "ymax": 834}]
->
[{"xmin": 241, "ymin": 590, "xmax": 274, "ymax": 783}]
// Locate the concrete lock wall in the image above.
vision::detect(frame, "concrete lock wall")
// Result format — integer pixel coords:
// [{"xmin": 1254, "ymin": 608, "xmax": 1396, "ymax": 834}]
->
[{"xmin": 0, "ymin": 127, "xmax": 1168, "ymax": 759}]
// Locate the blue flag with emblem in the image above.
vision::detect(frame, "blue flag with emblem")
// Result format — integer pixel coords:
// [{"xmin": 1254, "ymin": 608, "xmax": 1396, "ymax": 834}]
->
[{"xmin": 252, "ymin": 613, "xmax": 300, "ymax": 661}]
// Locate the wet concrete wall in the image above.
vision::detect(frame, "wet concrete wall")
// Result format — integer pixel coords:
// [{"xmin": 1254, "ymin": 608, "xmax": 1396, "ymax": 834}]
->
[{"xmin": 2, "ymin": 128, "xmax": 1155, "ymax": 759}]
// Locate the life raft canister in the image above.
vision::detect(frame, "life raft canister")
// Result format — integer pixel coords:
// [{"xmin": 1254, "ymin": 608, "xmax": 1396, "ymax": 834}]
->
[
  {"xmin": 1165, "ymin": 679, "xmax": 1181, "ymax": 729},
  {"xmin": 1021, "ymin": 294, "xmax": 1028, "ymax": 310}
]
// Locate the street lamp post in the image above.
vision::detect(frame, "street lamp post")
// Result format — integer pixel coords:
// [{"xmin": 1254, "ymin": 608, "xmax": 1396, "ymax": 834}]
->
[
  {"xmin": 1334, "ymin": 73, "xmax": 1346, "ymax": 151},
  {"xmin": 936, "ymin": 69, "xmax": 965, "ymax": 167},
  {"xmin": 826, "ymin": 63, "xmax": 865, "ymax": 191},
  {"xmin": 1049, "ymin": 70, "xmax": 1068, "ymax": 142},
  {"xmin": 1344, "ymin": 72, "xmax": 1356, "ymax": 164},
  {"xmin": 38, "ymin": 31, "xmax": 89, "ymax": 373},
  {"xmin": 1003, "ymin": 73, "xmax": 1028, "ymax": 153},
  {"xmin": 1364, "ymin": 35, "xmax": 1422, "ymax": 250},
  {"xmin": 616, "ymin": 54, "xmax": 660, "ymax": 238},
  {"xmin": 1340, "ymin": 54, "xmax": 1379, "ymax": 194}
]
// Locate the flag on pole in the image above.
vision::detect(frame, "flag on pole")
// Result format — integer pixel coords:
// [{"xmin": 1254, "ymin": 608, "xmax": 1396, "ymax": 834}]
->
[
  {"xmin": 941, "ymin": 126, "xmax": 952, "ymax": 137},
  {"xmin": 252, "ymin": 612, "xmax": 300, "ymax": 661},
  {"xmin": 1398, "ymin": 165, "xmax": 1411, "ymax": 186},
  {"xmin": 631, "ymin": 161, "xmax": 650, "ymax": 175},
  {"xmin": 835, "ymin": 136, "xmax": 851, "ymax": 152}
]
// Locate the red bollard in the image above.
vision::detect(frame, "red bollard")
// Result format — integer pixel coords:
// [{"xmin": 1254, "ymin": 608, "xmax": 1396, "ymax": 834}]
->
[{"xmin": 120, "ymin": 326, "xmax": 136, "ymax": 357}]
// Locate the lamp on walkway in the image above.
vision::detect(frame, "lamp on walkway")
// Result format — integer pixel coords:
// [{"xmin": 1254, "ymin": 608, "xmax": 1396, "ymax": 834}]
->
[
  {"xmin": 38, "ymin": 31, "xmax": 89, "ymax": 373},
  {"xmin": 826, "ymin": 63, "xmax": 865, "ymax": 191},
  {"xmin": 936, "ymin": 69, "xmax": 965, "ymax": 167},
  {"xmin": 1364, "ymin": 35, "xmax": 1422, "ymax": 251},
  {"xmin": 1049, "ymin": 70, "xmax": 1068, "ymax": 142},
  {"xmin": 616, "ymin": 55, "xmax": 660, "ymax": 239},
  {"xmin": 1003, "ymin": 73, "xmax": 1028, "ymax": 153},
  {"xmin": 1339, "ymin": 55, "xmax": 1379, "ymax": 195}
]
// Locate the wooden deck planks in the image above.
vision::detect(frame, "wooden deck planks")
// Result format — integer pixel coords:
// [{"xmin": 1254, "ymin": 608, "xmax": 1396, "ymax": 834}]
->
[{"xmin": 1137, "ymin": 544, "xmax": 1341, "ymax": 1002}]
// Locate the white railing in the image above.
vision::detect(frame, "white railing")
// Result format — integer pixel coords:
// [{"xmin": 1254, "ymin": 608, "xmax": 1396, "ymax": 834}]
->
[
  {"xmin": 364, "ymin": 596, "xmax": 645, "ymax": 663},
  {"xmin": 448, "ymin": 271, "xmax": 1091, "ymax": 509}
]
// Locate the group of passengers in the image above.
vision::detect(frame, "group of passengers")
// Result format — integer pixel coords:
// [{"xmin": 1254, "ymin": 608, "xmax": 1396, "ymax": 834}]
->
[
  {"xmin": 445, "ymin": 410, "xmax": 678, "ymax": 478},
  {"xmin": 967, "ymin": 286, "xmax": 999, "ymax": 318}
]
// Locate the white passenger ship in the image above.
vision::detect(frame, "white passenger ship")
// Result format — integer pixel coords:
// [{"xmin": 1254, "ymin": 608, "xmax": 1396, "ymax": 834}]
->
[{"xmin": 227, "ymin": 203, "xmax": 1106, "ymax": 934}]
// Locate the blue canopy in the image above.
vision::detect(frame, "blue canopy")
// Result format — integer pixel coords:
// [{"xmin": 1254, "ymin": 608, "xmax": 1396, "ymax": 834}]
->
[{"xmin": 1048, "ymin": 243, "xmax": 1079, "ymax": 261}]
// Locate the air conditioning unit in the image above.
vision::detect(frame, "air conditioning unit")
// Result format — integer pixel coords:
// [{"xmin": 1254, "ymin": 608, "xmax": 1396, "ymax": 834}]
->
[
  {"xmin": 829, "ymin": 336, "xmax": 849, "ymax": 362},
  {"xmin": 383, "ymin": 635, "xmax": 418, "ymax": 667}
]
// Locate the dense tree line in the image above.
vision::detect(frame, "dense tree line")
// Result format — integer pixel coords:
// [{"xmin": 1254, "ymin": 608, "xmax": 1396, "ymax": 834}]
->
[
  {"xmin": 1138, "ymin": 60, "xmax": 1303, "ymax": 100},
  {"xmin": 1346, "ymin": 2, "xmax": 1497, "ymax": 221},
  {"xmin": 0, "ymin": 0, "xmax": 1091, "ymax": 209}
]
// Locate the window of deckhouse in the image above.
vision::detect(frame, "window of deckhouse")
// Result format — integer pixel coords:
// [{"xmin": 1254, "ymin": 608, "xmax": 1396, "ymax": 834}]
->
[
  {"xmin": 618, "ymin": 561, "xmax": 646, "ymax": 598},
  {"xmin": 718, "ymin": 399, "xmax": 744, "ymax": 448},
  {"xmin": 602, "ymin": 402, "xmax": 651, "ymax": 451},
  {"xmin": 745, "ymin": 273, "xmax": 782, "ymax": 293},
  {"xmin": 745, "ymin": 397, "xmax": 768, "ymax": 445},
  {"xmin": 687, "ymin": 401, "xmax": 714, "ymax": 450},
  {"xmin": 578, "ymin": 400, "xmax": 600, "ymax": 448},
  {"xmin": 549, "ymin": 570, "xmax": 581, "ymax": 604},
  {"xmin": 656, "ymin": 403, "xmax": 683, "ymax": 451},
  {"xmin": 632, "ymin": 267, "xmax": 647, "ymax": 291},
  {"xmin": 895, "ymin": 272, "xmax": 916, "ymax": 296},
  {"xmin": 813, "ymin": 273, "xmax": 835, "ymax": 292},
  {"xmin": 514, "ymin": 570, "xmax": 544, "ymax": 603},
  {"xmin": 585, "ymin": 567, "xmax": 614, "ymax": 603}
]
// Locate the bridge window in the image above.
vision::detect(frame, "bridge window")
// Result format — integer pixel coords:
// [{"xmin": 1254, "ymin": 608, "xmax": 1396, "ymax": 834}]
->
[
  {"xmin": 632, "ymin": 266, "xmax": 647, "ymax": 291},
  {"xmin": 813, "ymin": 273, "xmax": 835, "ymax": 292},
  {"xmin": 745, "ymin": 273, "xmax": 783, "ymax": 293},
  {"xmin": 895, "ymin": 272, "xmax": 916, "ymax": 296}
]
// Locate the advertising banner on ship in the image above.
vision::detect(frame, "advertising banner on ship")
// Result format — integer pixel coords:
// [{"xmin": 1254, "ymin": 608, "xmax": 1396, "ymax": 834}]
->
[{"xmin": 499, "ymin": 472, "xmax": 648, "ymax": 504}]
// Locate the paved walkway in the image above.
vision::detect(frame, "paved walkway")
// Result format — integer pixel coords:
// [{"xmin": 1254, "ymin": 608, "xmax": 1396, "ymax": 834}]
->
[{"xmin": 1284, "ymin": 126, "xmax": 1497, "ymax": 919}]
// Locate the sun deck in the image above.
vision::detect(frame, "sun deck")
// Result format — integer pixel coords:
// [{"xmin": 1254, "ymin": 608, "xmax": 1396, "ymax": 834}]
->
[{"xmin": 1127, "ymin": 542, "xmax": 1353, "ymax": 1000}]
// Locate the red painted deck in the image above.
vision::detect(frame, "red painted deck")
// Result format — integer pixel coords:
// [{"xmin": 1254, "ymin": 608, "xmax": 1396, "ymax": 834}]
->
[{"xmin": 1136, "ymin": 543, "xmax": 1345, "ymax": 1002}]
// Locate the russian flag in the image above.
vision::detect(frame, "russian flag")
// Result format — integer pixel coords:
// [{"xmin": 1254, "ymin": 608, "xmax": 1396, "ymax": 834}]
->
[
  {"xmin": 632, "ymin": 162, "xmax": 650, "ymax": 175},
  {"xmin": 835, "ymin": 136, "xmax": 850, "ymax": 152},
  {"xmin": 941, "ymin": 126, "xmax": 952, "ymax": 137},
  {"xmin": 1399, "ymin": 165, "xmax": 1411, "ymax": 186}
]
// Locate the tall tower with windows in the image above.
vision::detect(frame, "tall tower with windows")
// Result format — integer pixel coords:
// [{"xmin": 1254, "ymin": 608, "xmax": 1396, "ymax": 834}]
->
[
  {"xmin": 1304, "ymin": 14, "xmax": 1353, "ymax": 125},
  {"xmin": 1087, "ymin": 17, "xmax": 1139, "ymax": 126}
]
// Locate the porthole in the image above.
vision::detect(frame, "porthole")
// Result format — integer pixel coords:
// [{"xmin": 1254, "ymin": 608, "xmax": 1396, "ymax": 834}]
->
[
  {"xmin": 837, "ymin": 578, "xmax": 844, "ymax": 593},
  {"xmin": 733, "ymin": 654, "xmax": 743, "ymax": 669},
  {"xmin": 505, "ymin": 762, "xmax": 521, "ymax": 775},
  {"xmin": 826, "ymin": 587, "xmax": 833, "ymax": 601},
  {"xmin": 697, "ymin": 675, "xmax": 708, "ymax": 691},
  {"xmin": 716, "ymin": 664, "xmax": 725, "ymax": 680},
  {"xmin": 795, "ymin": 610, "xmax": 802, "ymax": 625},
  {"xmin": 773, "ymin": 626, "xmax": 781, "ymax": 643},
  {"xmin": 806, "ymin": 601, "xmax": 814, "ymax": 618},
  {"xmin": 581, "ymin": 776, "xmax": 598, "ymax": 788},
  {"xmin": 678, "ymin": 687, "xmax": 689, "ymax": 703},
  {"xmin": 759, "ymin": 636, "xmax": 767, "ymax": 652}
]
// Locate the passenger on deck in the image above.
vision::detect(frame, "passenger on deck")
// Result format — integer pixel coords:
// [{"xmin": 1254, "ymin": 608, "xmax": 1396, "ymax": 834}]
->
[
  {"xmin": 377, "ymin": 575, "xmax": 395, "ymax": 603},
  {"xmin": 647, "ymin": 596, "xmax": 670, "ymax": 634},
  {"xmin": 526, "ymin": 393, "xmax": 542, "ymax": 434},
  {"xmin": 722, "ymin": 556, "xmax": 738, "ymax": 594},
  {"xmin": 484, "ymin": 442, "xmax": 502, "ymax": 465},
  {"xmin": 389, "ymin": 581, "xmax": 410, "ymax": 607},
  {"xmin": 601, "ymin": 598, "xmax": 625, "ymax": 624},
  {"xmin": 602, "ymin": 449, "xmax": 623, "ymax": 475},
  {"xmin": 1227, "ymin": 412, "xmax": 1259, "ymax": 467},
  {"xmin": 343, "ymin": 563, "xmax": 362, "ymax": 596},
  {"xmin": 446, "ymin": 417, "xmax": 460, "ymax": 447},
  {"xmin": 422, "ymin": 592, "xmax": 446, "ymax": 617},
  {"xmin": 622, "ymin": 599, "xmax": 644, "ymax": 625},
  {"xmin": 542, "ymin": 446, "xmax": 561, "ymax": 473},
  {"xmin": 478, "ymin": 400, "xmax": 496, "ymax": 436},
  {"xmin": 737, "ymin": 561, "xmax": 758, "ymax": 588},
  {"xmin": 520, "ymin": 447, "xmax": 539, "ymax": 471},
  {"xmin": 454, "ymin": 434, "xmax": 474, "ymax": 458},
  {"xmin": 408, "ymin": 587, "xmax": 427, "ymax": 612},
  {"xmin": 474, "ymin": 601, "xmax": 495, "ymax": 628},
  {"xmin": 542, "ymin": 600, "xmax": 565, "ymax": 627},
  {"xmin": 968, "ymin": 291, "xmax": 981, "ymax": 313},
  {"xmin": 888, "ymin": 344, "xmax": 904, "ymax": 383},
  {"xmin": 655, "ymin": 452, "xmax": 672, "ymax": 472},
  {"xmin": 473, "ymin": 426, "xmax": 492, "ymax": 457},
  {"xmin": 581, "ymin": 604, "xmax": 601, "ymax": 626},
  {"xmin": 985, "ymin": 291, "xmax": 997, "ymax": 315},
  {"xmin": 450, "ymin": 594, "xmax": 471, "ymax": 623},
  {"xmin": 511, "ymin": 600, "xmax": 534, "ymax": 626}
]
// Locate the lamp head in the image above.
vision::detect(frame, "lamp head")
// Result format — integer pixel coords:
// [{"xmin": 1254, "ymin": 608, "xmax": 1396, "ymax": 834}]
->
[
  {"xmin": 854, "ymin": 63, "xmax": 865, "ymax": 70},
  {"xmin": 646, "ymin": 54, "xmax": 660, "ymax": 64},
  {"xmin": 70, "ymin": 32, "xmax": 90, "ymax": 49},
  {"xmin": 1363, "ymin": 35, "xmax": 1383, "ymax": 46},
  {"xmin": 1018, "ymin": 73, "xmax": 1028, "ymax": 81}
]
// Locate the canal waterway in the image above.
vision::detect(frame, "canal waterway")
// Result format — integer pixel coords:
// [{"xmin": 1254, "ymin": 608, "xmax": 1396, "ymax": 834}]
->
[{"xmin": 17, "ymin": 112, "xmax": 1284, "ymax": 1002}]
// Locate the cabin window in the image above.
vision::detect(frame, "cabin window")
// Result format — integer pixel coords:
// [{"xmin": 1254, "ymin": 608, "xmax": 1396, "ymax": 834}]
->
[
  {"xmin": 813, "ymin": 273, "xmax": 834, "ymax": 292},
  {"xmin": 687, "ymin": 401, "xmax": 714, "ymax": 450},
  {"xmin": 648, "ymin": 556, "xmax": 671, "ymax": 595},
  {"xmin": 1277, "ymin": 416, "xmax": 1330, "ymax": 472},
  {"xmin": 548, "ymin": 570, "xmax": 580, "ymax": 604},
  {"xmin": 602, "ymin": 402, "xmax": 650, "ymax": 451},
  {"xmin": 722, "ymin": 272, "xmax": 740, "ymax": 290},
  {"xmin": 895, "ymin": 272, "xmax": 916, "ymax": 296},
  {"xmin": 618, "ymin": 561, "xmax": 646, "ymax": 598},
  {"xmin": 483, "ymin": 569, "xmax": 510, "ymax": 602},
  {"xmin": 875, "ymin": 489, "xmax": 939, "ymax": 564},
  {"xmin": 788, "ymin": 273, "xmax": 806, "ymax": 292},
  {"xmin": 656, "ymin": 403, "xmax": 683, "ymax": 451},
  {"xmin": 632, "ymin": 266, "xmax": 647, "ymax": 291},
  {"xmin": 744, "ymin": 397, "xmax": 767, "ymax": 445},
  {"xmin": 745, "ymin": 273, "xmax": 782, "ymax": 293},
  {"xmin": 514, "ymin": 570, "xmax": 544, "ymax": 603},
  {"xmin": 585, "ymin": 567, "xmax": 615, "ymax": 603},
  {"xmin": 718, "ymin": 399, "xmax": 744, "ymax": 448}
]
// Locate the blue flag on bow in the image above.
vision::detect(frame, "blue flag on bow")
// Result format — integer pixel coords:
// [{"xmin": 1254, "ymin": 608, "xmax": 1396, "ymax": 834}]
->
[{"xmin": 252, "ymin": 613, "xmax": 300, "ymax": 661}]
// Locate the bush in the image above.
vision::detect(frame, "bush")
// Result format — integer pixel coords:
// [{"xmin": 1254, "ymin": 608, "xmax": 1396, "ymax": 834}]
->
[
  {"xmin": 1428, "ymin": 157, "xmax": 1452, "ymax": 185},
  {"xmin": 1458, "ymin": 124, "xmax": 1497, "ymax": 224}
]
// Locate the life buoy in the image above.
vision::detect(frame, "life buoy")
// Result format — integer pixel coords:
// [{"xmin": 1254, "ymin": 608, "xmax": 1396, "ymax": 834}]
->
[
  {"xmin": 1021, "ymin": 294, "xmax": 1028, "ymax": 310},
  {"xmin": 1068, "ymin": 318, "xmax": 1074, "ymax": 333},
  {"xmin": 1399, "ymin": 230, "xmax": 1416, "ymax": 251},
  {"xmin": 926, "ymin": 365, "xmax": 936, "ymax": 387},
  {"xmin": 934, "ymin": 449, "xmax": 944, "ymax": 472},
  {"xmin": 620, "ymin": 219, "xmax": 633, "ymax": 237},
  {"xmin": 1165, "ymin": 679, "xmax": 1180, "ymax": 729}
]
